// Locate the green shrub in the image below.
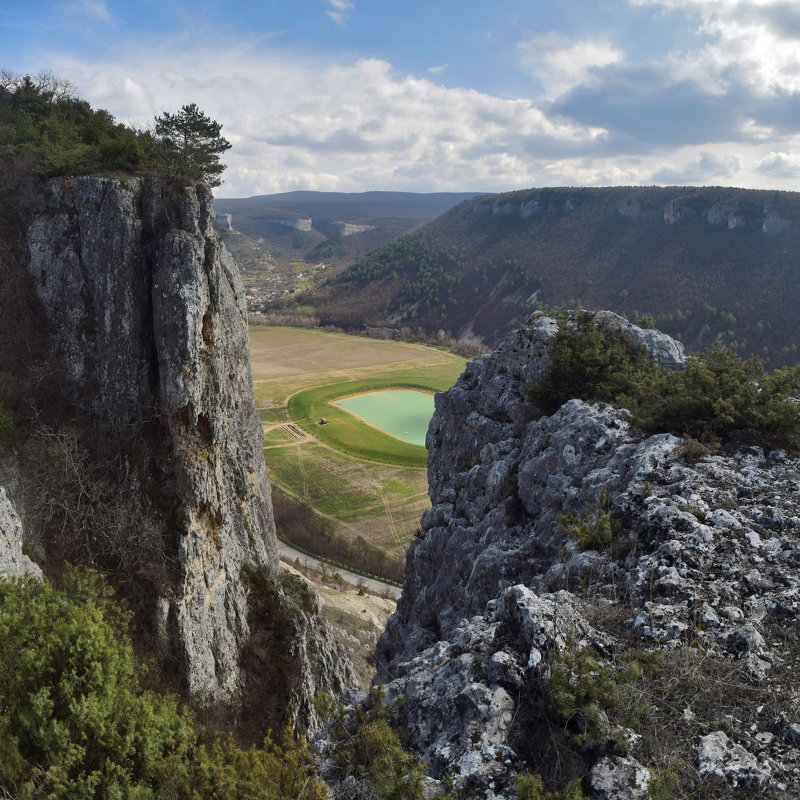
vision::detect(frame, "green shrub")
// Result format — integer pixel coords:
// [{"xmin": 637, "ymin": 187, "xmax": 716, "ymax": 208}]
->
[
  {"xmin": 627, "ymin": 345, "xmax": 800, "ymax": 447},
  {"xmin": 528, "ymin": 312, "xmax": 654, "ymax": 417},
  {"xmin": 0, "ymin": 568, "xmax": 326, "ymax": 800},
  {"xmin": 676, "ymin": 433, "xmax": 720, "ymax": 461},
  {"xmin": 558, "ymin": 490, "xmax": 617, "ymax": 550},
  {"xmin": 558, "ymin": 508, "xmax": 614, "ymax": 549},
  {"xmin": 529, "ymin": 313, "xmax": 800, "ymax": 450},
  {"xmin": 516, "ymin": 773, "xmax": 589, "ymax": 800},
  {"xmin": 0, "ymin": 72, "xmax": 157, "ymax": 180},
  {"xmin": 330, "ymin": 688, "xmax": 427, "ymax": 800},
  {"xmin": 547, "ymin": 646, "xmax": 663, "ymax": 748}
]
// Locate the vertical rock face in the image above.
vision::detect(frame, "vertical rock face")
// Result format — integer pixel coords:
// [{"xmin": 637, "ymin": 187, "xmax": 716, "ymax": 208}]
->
[{"xmin": 26, "ymin": 177, "xmax": 276, "ymax": 705}]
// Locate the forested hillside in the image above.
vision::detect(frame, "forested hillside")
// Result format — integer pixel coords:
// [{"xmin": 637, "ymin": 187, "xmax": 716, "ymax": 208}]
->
[{"xmin": 303, "ymin": 186, "xmax": 800, "ymax": 367}]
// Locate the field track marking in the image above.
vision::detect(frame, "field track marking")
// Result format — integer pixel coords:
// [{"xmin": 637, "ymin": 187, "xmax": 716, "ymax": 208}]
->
[
  {"xmin": 262, "ymin": 432, "xmax": 400, "ymax": 547},
  {"xmin": 352, "ymin": 460, "xmax": 402, "ymax": 550},
  {"xmin": 262, "ymin": 424, "xmax": 421, "ymax": 552},
  {"xmin": 274, "ymin": 483, "xmax": 395, "ymax": 556},
  {"xmin": 295, "ymin": 443, "xmax": 310, "ymax": 502}
]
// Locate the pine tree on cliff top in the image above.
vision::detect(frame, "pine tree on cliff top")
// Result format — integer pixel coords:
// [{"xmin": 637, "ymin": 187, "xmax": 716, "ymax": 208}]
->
[{"xmin": 154, "ymin": 103, "xmax": 231, "ymax": 187}]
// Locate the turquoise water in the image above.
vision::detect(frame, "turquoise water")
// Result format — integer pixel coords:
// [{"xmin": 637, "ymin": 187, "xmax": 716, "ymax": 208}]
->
[{"xmin": 334, "ymin": 389, "xmax": 435, "ymax": 446}]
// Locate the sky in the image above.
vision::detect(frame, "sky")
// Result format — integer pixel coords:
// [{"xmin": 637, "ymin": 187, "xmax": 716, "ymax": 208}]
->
[{"xmin": 4, "ymin": 0, "xmax": 800, "ymax": 197}]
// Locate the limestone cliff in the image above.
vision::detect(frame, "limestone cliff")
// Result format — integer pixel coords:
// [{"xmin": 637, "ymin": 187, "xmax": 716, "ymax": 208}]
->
[
  {"xmin": 376, "ymin": 314, "xmax": 800, "ymax": 798},
  {"xmin": 24, "ymin": 176, "xmax": 352, "ymax": 716},
  {"xmin": 0, "ymin": 487, "xmax": 41, "ymax": 580}
]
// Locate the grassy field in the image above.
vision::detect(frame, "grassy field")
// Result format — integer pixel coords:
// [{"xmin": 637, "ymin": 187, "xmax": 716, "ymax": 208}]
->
[
  {"xmin": 250, "ymin": 326, "xmax": 466, "ymax": 562},
  {"xmin": 288, "ymin": 378, "xmax": 439, "ymax": 467}
]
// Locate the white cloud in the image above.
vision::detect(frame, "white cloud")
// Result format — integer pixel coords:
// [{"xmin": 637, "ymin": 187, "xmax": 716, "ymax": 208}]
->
[
  {"xmin": 518, "ymin": 33, "xmax": 623, "ymax": 99},
  {"xmin": 651, "ymin": 151, "xmax": 741, "ymax": 182},
  {"xmin": 326, "ymin": 0, "xmax": 355, "ymax": 26},
  {"xmin": 68, "ymin": 0, "xmax": 112, "ymax": 22},
  {"xmin": 754, "ymin": 150, "xmax": 800, "ymax": 177},
  {"xmin": 630, "ymin": 0, "xmax": 800, "ymax": 95},
  {"xmin": 51, "ymin": 44, "xmax": 607, "ymax": 196},
  {"xmin": 121, "ymin": 77, "xmax": 152, "ymax": 115},
  {"xmin": 42, "ymin": 24, "xmax": 800, "ymax": 195}
]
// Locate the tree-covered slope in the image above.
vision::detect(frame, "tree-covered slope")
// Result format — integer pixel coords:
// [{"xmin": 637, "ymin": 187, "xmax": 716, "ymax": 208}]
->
[{"xmin": 304, "ymin": 186, "xmax": 800, "ymax": 367}]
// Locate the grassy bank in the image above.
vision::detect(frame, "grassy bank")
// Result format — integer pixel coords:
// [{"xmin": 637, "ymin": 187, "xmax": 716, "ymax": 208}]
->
[{"xmin": 288, "ymin": 378, "xmax": 444, "ymax": 467}]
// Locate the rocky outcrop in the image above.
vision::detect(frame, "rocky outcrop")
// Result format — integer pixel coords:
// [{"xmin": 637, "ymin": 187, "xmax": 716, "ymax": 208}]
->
[
  {"xmin": 375, "ymin": 314, "xmax": 800, "ymax": 798},
  {"xmin": 22, "ymin": 177, "xmax": 352, "ymax": 713},
  {"xmin": 336, "ymin": 221, "xmax": 378, "ymax": 237},
  {"xmin": 266, "ymin": 216, "xmax": 312, "ymax": 231},
  {"xmin": 244, "ymin": 570, "xmax": 355, "ymax": 733},
  {"xmin": 0, "ymin": 487, "xmax": 41, "ymax": 579}
]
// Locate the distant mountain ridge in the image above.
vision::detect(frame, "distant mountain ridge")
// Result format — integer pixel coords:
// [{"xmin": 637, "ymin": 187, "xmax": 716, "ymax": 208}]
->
[
  {"xmin": 303, "ymin": 185, "xmax": 800, "ymax": 367},
  {"xmin": 216, "ymin": 190, "xmax": 480, "ymax": 221},
  {"xmin": 215, "ymin": 190, "xmax": 480, "ymax": 272}
]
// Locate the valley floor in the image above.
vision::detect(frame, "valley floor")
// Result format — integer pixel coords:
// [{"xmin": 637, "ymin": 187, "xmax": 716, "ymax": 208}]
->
[{"xmin": 249, "ymin": 326, "xmax": 466, "ymax": 572}]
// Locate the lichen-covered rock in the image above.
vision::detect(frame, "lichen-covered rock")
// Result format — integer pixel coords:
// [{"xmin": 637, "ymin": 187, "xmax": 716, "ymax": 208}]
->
[
  {"xmin": 375, "ymin": 313, "xmax": 800, "ymax": 796},
  {"xmin": 25, "ymin": 177, "xmax": 351, "ymax": 714},
  {"xmin": 378, "ymin": 585, "xmax": 611, "ymax": 796},
  {"xmin": 0, "ymin": 487, "xmax": 41, "ymax": 579},
  {"xmin": 588, "ymin": 755, "xmax": 651, "ymax": 800},
  {"xmin": 697, "ymin": 731, "xmax": 773, "ymax": 790}
]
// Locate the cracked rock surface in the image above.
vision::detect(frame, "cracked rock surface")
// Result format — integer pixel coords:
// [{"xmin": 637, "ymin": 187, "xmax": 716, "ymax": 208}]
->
[
  {"xmin": 26, "ymin": 177, "xmax": 352, "ymax": 716},
  {"xmin": 375, "ymin": 314, "xmax": 800, "ymax": 797},
  {"xmin": 0, "ymin": 487, "xmax": 41, "ymax": 579}
]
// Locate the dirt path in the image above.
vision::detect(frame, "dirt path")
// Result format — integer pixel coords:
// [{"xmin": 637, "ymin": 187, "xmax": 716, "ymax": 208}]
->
[
  {"xmin": 355, "ymin": 458, "xmax": 402, "ymax": 550},
  {"xmin": 277, "ymin": 541, "xmax": 402, "ymax": 600}
]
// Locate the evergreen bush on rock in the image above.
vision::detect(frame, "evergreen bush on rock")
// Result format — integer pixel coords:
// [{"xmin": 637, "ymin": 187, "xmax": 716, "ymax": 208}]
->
[
  {"xmin": 0, "ymin": 568, "xmax": 326, "ymax": 800},
  {"xmin": 528, "ymin": 311, "xmax": 800, "ymax": 450}
]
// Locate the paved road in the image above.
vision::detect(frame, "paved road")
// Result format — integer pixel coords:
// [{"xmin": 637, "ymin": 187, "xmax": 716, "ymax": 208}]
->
[{"xmin": 277, "ymin": 541, "xmax": 403, "ymax": 601}]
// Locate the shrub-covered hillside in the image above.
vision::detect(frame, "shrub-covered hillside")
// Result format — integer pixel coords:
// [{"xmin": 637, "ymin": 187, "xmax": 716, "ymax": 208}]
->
[
  {"xmin": 303, "ymin": 185, "xmax": 800, "ymax": 367},
  {"xmin": 0, "ymin": 568, "xmax": 327, "ymax": 800},
  {"xmin": 529, "ymin": 311, "xmax": 800, "ymax": 450}
]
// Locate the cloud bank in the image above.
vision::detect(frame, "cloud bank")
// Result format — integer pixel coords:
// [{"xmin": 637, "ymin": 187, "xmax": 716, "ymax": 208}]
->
[{"xmin": 44, "ymin": 0, "xmax": 800, "ymax": 195}]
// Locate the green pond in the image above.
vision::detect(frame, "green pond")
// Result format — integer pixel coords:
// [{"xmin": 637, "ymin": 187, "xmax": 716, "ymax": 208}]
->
[{"xmin": 333, "ymin": 389, "xmax": 435, "ymax": 447}]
